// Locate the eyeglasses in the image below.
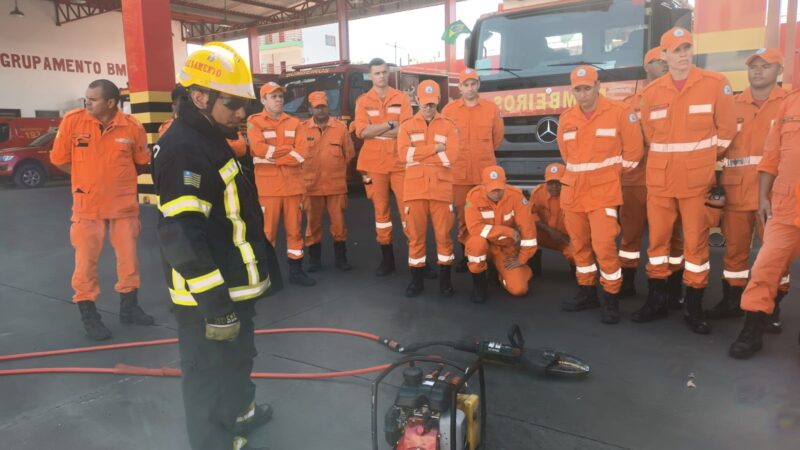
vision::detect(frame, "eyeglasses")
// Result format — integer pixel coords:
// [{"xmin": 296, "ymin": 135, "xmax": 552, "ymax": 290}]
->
[{"xmin": 219, "ymin": 95, "xmax": 247, "ymax": 111}]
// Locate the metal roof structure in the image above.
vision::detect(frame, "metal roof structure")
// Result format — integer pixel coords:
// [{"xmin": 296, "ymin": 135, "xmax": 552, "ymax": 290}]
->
[{"xmin": 51, "ymin": 0, "xmax": 465, "ymax": 43}]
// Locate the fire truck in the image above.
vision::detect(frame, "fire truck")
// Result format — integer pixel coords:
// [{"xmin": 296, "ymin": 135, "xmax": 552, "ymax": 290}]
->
[{"xmin": 465, "ymin": 0, "xmax": 781, "ymax": 188}]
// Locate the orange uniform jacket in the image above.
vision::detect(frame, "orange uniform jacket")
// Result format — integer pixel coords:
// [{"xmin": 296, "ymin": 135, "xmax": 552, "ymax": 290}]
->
[
  {"xmin": 247, "ymin": 111, "xmax": 307, "ymax": 197},
  {"xmin": 160, "ymin": 118, "xmax": 247, "ymax": 158},
  {"xmin": 557, "ymin": 95, "xmax": 644, "ymax": 213},
  {"xmin": 640, "ymin": 66, "xmax": 737, "ymax": 198},
  {"xmin": 758, "ymin": 90, "xmax": 800, "ymax": 226},
  {"xmin": 51, "ymin": 109, "xmax": 150, "ymax": 220},
  {"xmin": 396, "ymin": 112, "xmax": 459, "ymax": 203},
  {"xmin": 622, "ymin": 92, "xmax": 646, "ymax": 186},
  {"xmin": 722, "ymin": 86, "xmax": 787, "ymax": 211},
  {"xmin": 441, "ymin": 98, "xmax": 503, "ymax": 185},
  {"xmin": 465, "ymin": 185, "xmax": 538, "ymax": 263},
  {"xmin": 530, "ymin": 184, "xmax": 566, "ymax": 234},
  {"xmin": 354, "ymin": 87, "xmax": 412, "ymax": 174},
  {"xmin": 301, "ymin": 117, "xmax": 355, "ymax": 196}
]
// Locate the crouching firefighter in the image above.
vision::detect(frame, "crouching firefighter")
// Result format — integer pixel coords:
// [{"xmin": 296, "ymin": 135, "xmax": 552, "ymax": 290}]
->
[
  {"xmin": 465, "ymin": 165, "xmax": 537, "ymax": 303},
  {"xmin": 154, "ymin": 42, "xmax": 273, "ymax": 450}
]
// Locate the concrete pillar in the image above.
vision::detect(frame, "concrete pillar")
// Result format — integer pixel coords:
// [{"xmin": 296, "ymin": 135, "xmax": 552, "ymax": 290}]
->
[
  {"xmin": 786, "ymin": 0, "xmax": 798, "ymax": 89},
  {"xmin": 337, "ymin": 0, "xmax": 350, "ymax": 62},
  {"xmin": 765, "ymin": 0, "xmax": 780, "ymax": 48},
  {"xmin": 249, "ymin": 27, "xmax": 261, "ymax": 74},
  {"xmin": 121, "ymin": 0, "xmax": 175, "ymax": 204}
]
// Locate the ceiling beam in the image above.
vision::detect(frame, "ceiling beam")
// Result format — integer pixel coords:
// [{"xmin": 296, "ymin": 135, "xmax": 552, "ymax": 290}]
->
[
  {"xmin": 171, "ymin": 0, "xmax": 265, "ymax": 21},
  {"xmin": 231, "ymin": 0, "xmax": 293, "ymax": 13}
]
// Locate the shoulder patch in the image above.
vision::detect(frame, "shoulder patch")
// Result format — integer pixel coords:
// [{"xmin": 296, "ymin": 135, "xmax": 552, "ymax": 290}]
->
[
  {"xmin": 522, "ymin": 197, "xmax": 529, "ymax": 205},
  {"xmin": 183, "ymin": 170, "xmax": 201, "ymax": 189},
  {"xmin": 628, "ymin": 112, "xmax": 639, "ymax": 123},
  {"xmin": 723, "ymin": 85, "xmax": 733, "ymax": 96}
]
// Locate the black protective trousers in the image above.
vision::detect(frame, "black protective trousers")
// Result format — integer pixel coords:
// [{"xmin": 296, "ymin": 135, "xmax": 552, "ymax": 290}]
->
[{"xmin": 176, "ymin": 304, "xmax": 257, "ymax": 450}]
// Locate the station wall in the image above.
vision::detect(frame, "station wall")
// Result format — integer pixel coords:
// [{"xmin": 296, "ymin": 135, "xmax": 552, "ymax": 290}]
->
[{"xmin": 0, "ymin": 1, "xmax": 187, "ymax": 117}]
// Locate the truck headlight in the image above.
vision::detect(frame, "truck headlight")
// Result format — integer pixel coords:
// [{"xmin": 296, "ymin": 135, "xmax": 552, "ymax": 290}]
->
[{"xmin": 0, "ymin": 155, "xmax": 15, "ymax": 162}]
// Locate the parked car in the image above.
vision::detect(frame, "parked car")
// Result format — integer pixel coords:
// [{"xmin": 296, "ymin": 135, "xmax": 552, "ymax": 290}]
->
[
  {"xmin": 0, "ymin": 131, "xmax": 67, "ymax": 188},
  {"xmin": 0, "ymin": 117, "xmax": 61, "ymax": 150}
]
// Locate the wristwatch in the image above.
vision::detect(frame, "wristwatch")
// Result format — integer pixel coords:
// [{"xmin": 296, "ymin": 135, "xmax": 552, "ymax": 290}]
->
[{"xmin": 387, "ymin": 121, "xmax": 396, "ymax": 130}]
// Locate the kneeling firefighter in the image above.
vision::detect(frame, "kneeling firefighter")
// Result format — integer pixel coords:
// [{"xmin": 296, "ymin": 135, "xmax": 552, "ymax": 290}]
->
[{"xmin": 153, "ymin": 42, "xmax": 273, "ymax": 450}]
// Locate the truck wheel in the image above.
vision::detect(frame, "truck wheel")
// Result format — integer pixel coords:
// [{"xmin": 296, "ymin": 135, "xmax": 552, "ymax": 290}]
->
[{"xmin": 14, "ymin": 162, "xmax": 47, "ymax": 188}]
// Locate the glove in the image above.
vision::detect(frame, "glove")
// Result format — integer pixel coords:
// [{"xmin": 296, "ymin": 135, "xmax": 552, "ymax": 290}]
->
[{"xmin": 205, "ymin": 311, "xmax": 240, "ymax": 341}]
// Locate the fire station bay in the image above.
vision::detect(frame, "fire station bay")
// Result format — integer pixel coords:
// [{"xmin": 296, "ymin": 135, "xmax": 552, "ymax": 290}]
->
[{"xmin": 1, "ymin": 1, "xmax": 800, "ymax": 450}]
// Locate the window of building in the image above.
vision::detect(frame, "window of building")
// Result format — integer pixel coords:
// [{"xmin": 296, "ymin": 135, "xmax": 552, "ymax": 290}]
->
[
  {"xmin": 35, "ymin": 110, "xmax": 60, "ymax": 118},
  {"xmin": 0, "ymin": 109, "xmax": 21, "ymax": 118}
]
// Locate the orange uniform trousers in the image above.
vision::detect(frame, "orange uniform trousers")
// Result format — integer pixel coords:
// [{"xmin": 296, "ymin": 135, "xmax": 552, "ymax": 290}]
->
[
  {"xmin": 260, "ymin": 195, "xmax": 304, "ymax": 260},
  {"xmin": 646, "ymin": 195, "xmax": 709, "ymax": 288},
  {"xmin": 720, "ymin": 210, "xmax": 790, "ymax": 291},
  {"xmin": 405, "ymin": 200, "xmax": 454, "ymax": 267},
  {"xmin": 536, "ymin": 228, "xmax": 575, "ymax": 264},
  {"xmin": 466, "ymin": 236, "xmax": 533, "ymax": 296},
  {"xmin": 619, "ymin": 185, "xmax": 684, "ymax": 270},
  {"xmin": 741, "ymin": 220, "xmax": 799, "ymax": 314},
  {"xmin": 453, "ymin": 184, "xmax": 475, "ymax": 245},
  {"xmin": 304, "ymin": 194, "xmax": 348, "ymax": 245},
  {"xmin": 564, "ymin": 208, "xmax": 622, "ymax": 294},
  {"xmin": 365, "ymin": 171, "xmax": 406, "ymax": 245},
  {"xmin": 70, "ymin": 217, "xmax": 140, "ymax": 302}
]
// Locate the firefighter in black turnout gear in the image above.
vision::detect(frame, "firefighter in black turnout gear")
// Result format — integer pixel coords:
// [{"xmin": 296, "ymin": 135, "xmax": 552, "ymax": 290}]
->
[{"xmin": 153, "ymin": 43, "xmax": 273, "ymax": 450}]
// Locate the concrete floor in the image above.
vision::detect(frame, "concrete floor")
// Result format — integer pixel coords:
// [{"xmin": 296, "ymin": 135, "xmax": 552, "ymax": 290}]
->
[{"xmin": 0, "ymin": 181, "xmax": 799, "ymax": 450}]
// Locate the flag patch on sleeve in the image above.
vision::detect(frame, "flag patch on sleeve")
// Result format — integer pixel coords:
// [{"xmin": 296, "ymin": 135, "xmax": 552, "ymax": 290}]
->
[{"xmin": 183, "ymin": 171, "xmax": 201, "ymax": 189}]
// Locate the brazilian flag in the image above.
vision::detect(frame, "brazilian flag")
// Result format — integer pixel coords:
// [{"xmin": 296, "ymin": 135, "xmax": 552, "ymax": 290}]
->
[{"xmin": 442, "ymin": 20, "xmax": 471, "ymax": 44}]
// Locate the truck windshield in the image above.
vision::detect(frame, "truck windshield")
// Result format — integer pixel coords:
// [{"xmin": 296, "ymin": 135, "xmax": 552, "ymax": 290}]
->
[
  {"xmin": 280, "ymin": 73, "xmax": 343, "ymax": 118},
  {"xmin": 472, "ymin": 0, "xmax": 646, "ymax": 81}
]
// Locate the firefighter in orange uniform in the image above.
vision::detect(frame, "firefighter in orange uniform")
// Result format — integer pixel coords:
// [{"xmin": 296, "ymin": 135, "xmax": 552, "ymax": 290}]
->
[
  {"xmin": 707, "ymin": 48, "xmax": 790, "ymax": 326},
  {"xmin": 557, "ymin": 66, "xmax": 644, "ymax": 324},
  {"xmin": 50, "ymin": 79, "xmax": 154, "ymax": 341},
  {"xmin": 465, "ymin": 166, "xmax": 537, "ymax": 303},
  {"xmin": 633, "ymin": 28, "xmax": 737, "ymax": 334},
  {"xmin": 397, "ymin": 80, "xmax": 459, "ymax": 297},
  {"xmin": 442, "ymin": 68, "xmax": 504, "ymax": 272},
  {"xmin": 529, "ymin": 163, "xmax": 574, "ymax": 274},
  {"xmin": 354, "ymin": 58, "xmax": 413, "ymax": 276},
  {"xmin": 619, "ymin": 48, "xmax": 686, "ymax": 305},
  {"xmin": 247, "ymin": 82, "xmax": 315, "ymax": 286},
  {"xmin": 729, "ymin": 88, "xmax": 800, "ymax": 359},
  {"xmin": 301, "ymin": 91, "xmax": 355, "ymax": 272}
]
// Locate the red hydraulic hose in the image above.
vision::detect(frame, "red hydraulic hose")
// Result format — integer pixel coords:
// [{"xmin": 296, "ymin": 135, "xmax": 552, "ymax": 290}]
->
[{"xmin": 0, "ymin": 327, "xmax": 397, "ymax": 380}]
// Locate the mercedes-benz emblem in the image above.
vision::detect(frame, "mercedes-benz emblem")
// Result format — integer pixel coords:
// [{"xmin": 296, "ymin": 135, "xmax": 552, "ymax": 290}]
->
[{"xmin": 535, "ymin": 117, "xmax": 558, "ymax": 144}]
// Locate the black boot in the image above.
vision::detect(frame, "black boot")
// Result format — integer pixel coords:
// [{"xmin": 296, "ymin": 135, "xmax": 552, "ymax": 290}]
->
[
  {"xmin": 455, "ymin": 244, "xmax": 468, "ymax": 273},
  {"xmin": 289, "ymin": 258, "xmax": 316, "ymax": 286},
  {"xmin": 528, "ymin": 250, "xmax": 542, "ymax": 277},
  {"xmin": 119, "ymin": 290, "xmax": 154, "ymax": 325},
  {"xmin": 422, "ymin": 262, "xmax": 439, "ymax": 280},
  {"xmin": 600, "ymin": 290, "xmax": 621, "ymax": 324},
  {"xmin": 375, "ymin": 244, "xmax": 396, "ymax": 277},
  {"xmin": 333, "ymin": 241, "xmax": 352, "ymax": 271},
  {"xmin": 729, "ymin": 311, "xmax": 768, "ymax": 359},
  {"xmin": 706, "ymin": 279, "xmax": 744, "ymax": 319},
  {"xmin": 234, "ymin": 403, "xmax": 273, "ymax": 436},
  {"xmin": 684, "ymin": 287, "xmax": 711, "ymax": 334},
  {"xmin": 78, "ymin": 301, "xmax": 112, "ymax": 341},
  {"xmin": 631, "ymin": 279, "xmax": 669, "ymax": 322},
  {"xmin": 439, "ymin": 265, "xmax": 454, "ymax": 297},
  {"xmin": 569, "ymin": 264, "xmax": 577, "ymax": 280},
  {"xmin": 306, "ymin": 243, "xmax": 322, "ymax": 273},
  {"xmin": 667, "ymin": 269, "xmax": 684, "ymax": 310},
  {"xmin": 471, "ymin": 272, "xmax": 488, "ymax": 303},
  {"xmin": 562, "ymin": 285, "xmax": 600, "ymax": 311},
  {"xmin": 619, "ymin": 268, "xmax": 637, "ymax": 299},
  {"xmin": 405, "ymin": 267, "xmax": 424, "ymax": 297},
  {"xmin": 487, "ymin": 264, "xmax": 502, "ymax": 286},
  {"xmin": 765, "ymin": 291, "xmax": 787, "ymax": 334}
]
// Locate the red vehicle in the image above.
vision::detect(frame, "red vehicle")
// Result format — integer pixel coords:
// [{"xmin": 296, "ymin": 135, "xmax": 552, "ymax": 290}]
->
[
  {"xmin": 0, "ymin": 130, "xmax": 67, "ymax": 188},
  {"xmin": 0, "ymin": 117, "xmax": 61, "ymax": 150}
]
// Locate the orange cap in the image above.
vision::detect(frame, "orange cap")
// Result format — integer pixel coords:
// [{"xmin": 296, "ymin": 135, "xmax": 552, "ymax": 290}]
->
[
  {"xmin": 644, "ymin": 47, "xmax": 663, "ymax": 65},
  {"xmin": 570, "ymin": 65, "xmax": 598, "ymax": 88},
  {"xmin": 308, "ymin": 91, "xmax": 328, "ymax": 107},
  {"xmin": 661, "ymin": 27, "xmax": 693, "ymax": 52},
  {"xmin": 259, "ymin": 81, "xmax": 285, "ymax": 98},
  {"xmin": 481, "ymin": 165, "xmax": 506, "ymax": 192},
  {"xmin": 746, "ymin": 48, "xmax": 784, "ymax": 66},
  {"xmin": 544, "ymin": 163, "xmax": 565, "ymax": 182},
  {"xmin": 417, "ymin": 80, "xmax": 440, "ymax": 106},
  {"xmin": 459, "ymin": 68, "xmax": 480, "ymax": 84}
]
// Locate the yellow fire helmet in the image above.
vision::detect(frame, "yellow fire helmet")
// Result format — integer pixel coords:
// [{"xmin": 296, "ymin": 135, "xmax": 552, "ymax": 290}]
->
[{"xmin": 178, "ymin": 42, "xmax": 255, "ymax": 100}]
